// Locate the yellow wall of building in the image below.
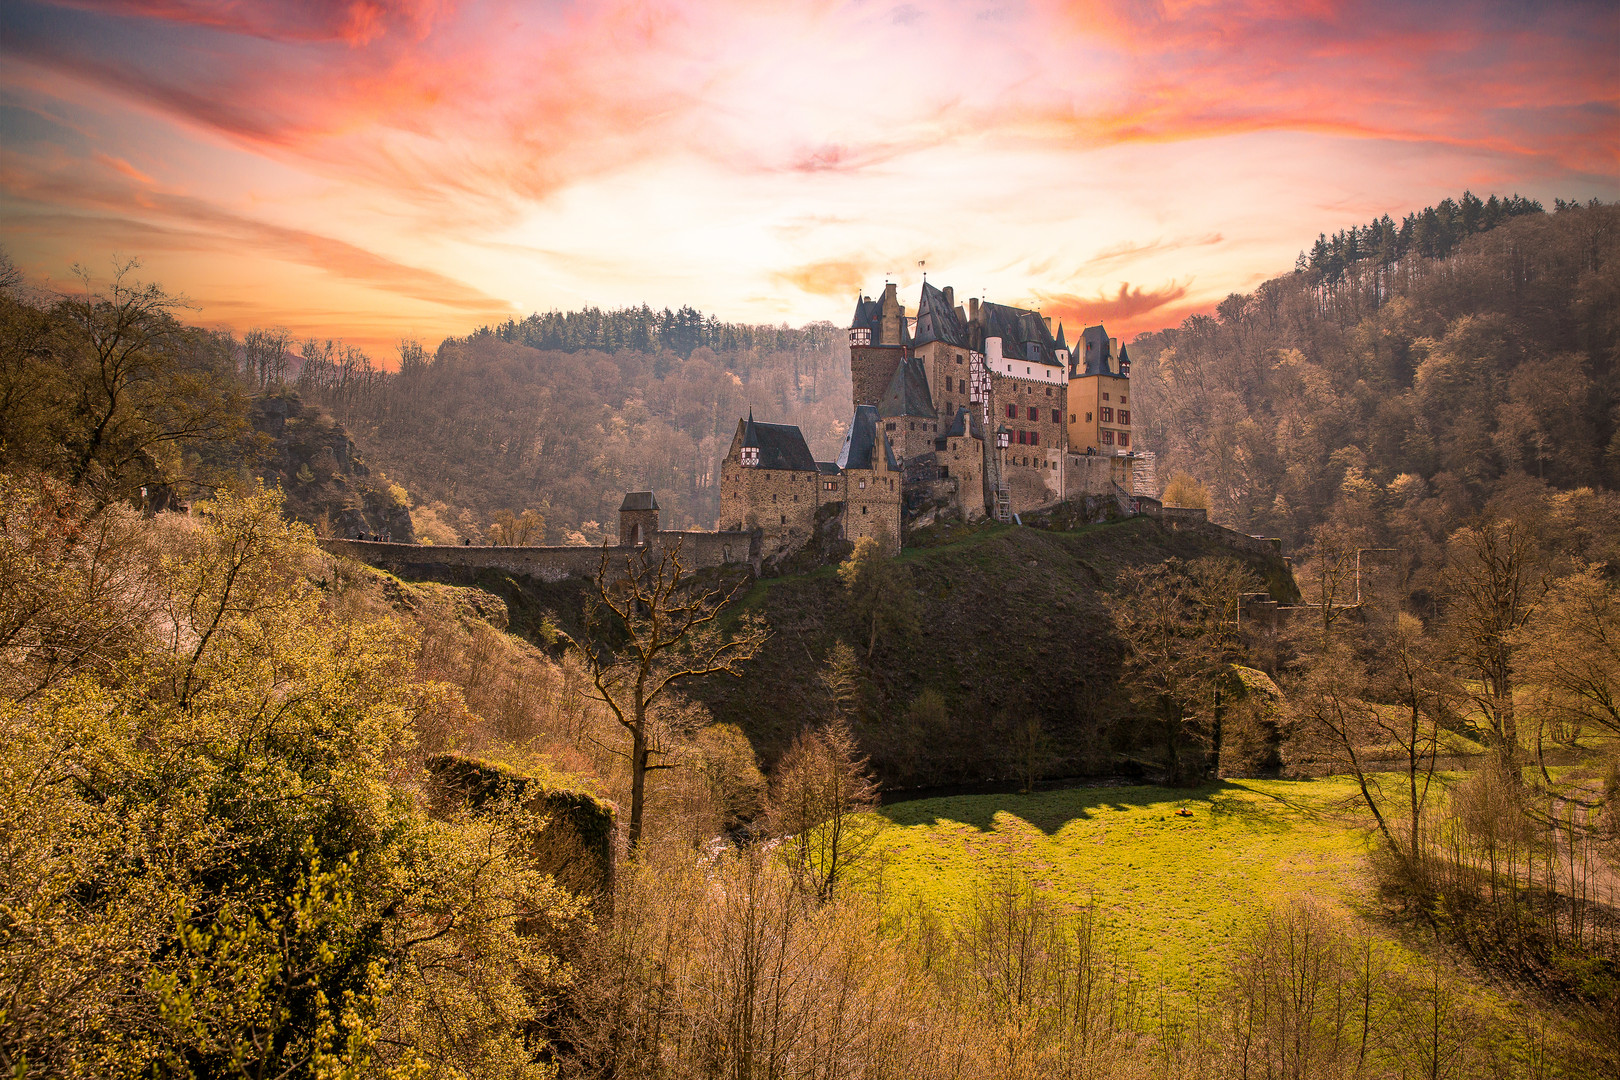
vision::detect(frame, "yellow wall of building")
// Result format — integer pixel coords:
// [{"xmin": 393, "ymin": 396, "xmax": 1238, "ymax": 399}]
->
[{"xmin": 1066, "ymin": 373, "xmax": 1133, "ymax": 454}]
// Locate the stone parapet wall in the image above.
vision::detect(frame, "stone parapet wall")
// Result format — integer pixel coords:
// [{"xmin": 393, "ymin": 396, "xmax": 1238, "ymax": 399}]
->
[{"xmin": 320, "ymin": 530, "xmax": 757, "ymax": 583}]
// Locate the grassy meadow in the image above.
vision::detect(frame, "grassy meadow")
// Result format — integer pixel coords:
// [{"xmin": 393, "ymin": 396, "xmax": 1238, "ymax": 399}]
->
[{"xmin": 870, "ymin": 776, "xmax": 1516, "ymax": 1013}]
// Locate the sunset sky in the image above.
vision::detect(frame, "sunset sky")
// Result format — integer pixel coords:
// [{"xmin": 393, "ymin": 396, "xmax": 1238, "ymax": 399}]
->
[{"xmin": 2, "ymin": 0, "xmax": 1616, "ymax": 359}]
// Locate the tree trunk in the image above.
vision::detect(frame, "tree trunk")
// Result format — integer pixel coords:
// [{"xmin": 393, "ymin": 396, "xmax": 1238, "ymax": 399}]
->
[{"xmin": 628, "ymin": 722, "xmax": 648, "ymax": 855}]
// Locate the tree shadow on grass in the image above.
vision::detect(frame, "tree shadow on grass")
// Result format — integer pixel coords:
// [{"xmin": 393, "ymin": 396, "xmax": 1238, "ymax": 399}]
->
[
  {"xmin": 877, "ymin": 776, "xmax": 1352, "ymax": 836},
  {"xmin": 880, "ymin": 780, "xmax": 1255, "ymax": 835}
]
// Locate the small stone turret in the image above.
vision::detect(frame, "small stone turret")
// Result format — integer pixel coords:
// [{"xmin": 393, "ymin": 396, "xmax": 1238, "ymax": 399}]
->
[{"xmin": 618, "ymin": 491, "xmax": 659, "ymax": 546}]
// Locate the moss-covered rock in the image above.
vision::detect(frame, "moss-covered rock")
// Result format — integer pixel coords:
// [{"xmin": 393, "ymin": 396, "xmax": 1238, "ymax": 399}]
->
[{"xmin": 425, "ymin": 753, "xmax": 618, "ymax": 895}]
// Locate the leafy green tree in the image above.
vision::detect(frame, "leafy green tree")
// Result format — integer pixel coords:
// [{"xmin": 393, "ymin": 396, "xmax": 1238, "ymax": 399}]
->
[
  {"xmin": 838, "ymin": 528, "xmax": 916, "ymax": 659},
  {"xmin": 0, "ymin": 480, "xmax": 581, "ymax": 1078},
  {"xmin": 1112, "ymin": 558, "xmax": 1256, "ymax": 785}
]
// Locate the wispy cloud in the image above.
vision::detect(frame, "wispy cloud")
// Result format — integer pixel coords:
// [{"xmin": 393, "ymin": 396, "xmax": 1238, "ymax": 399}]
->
[{"xmin": 0, "ymin": 0, "xmax": 1614, "ymax": 349}]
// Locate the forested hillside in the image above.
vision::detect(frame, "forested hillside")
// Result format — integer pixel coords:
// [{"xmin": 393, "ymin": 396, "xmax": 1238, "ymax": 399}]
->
[
  {"xmin": 298, "ymin": 313, "xmax": 852, "ymax": 543},
  {"xmin": 1131, "ymin": 199, "xmax": 1618, "ymax": 601}
]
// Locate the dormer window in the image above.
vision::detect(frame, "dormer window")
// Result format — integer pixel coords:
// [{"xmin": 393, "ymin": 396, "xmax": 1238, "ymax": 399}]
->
[
  {"xmin": 741, "ymin": 447, "xmax": 760, "ymax": 467},
  {"xmin": 850, "ymin": 328, "xmax": 871, "ymax": 346}
]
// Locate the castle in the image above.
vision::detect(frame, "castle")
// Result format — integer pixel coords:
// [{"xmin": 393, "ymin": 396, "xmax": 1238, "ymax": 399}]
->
[{"xmin": 719, "ymin": 280, "xmax": 1139, "ymax": 557}]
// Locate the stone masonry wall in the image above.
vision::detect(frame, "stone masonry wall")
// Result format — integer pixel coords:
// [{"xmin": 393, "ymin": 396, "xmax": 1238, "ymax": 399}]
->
[
  {"xmin": 915, "ymin": 340, "xmax": 971, "ymax": 416},
  {"xmin": 320, "ymin": 529, "xmax": 756, "ymax": 584},
  {"xmin": 936, "ymin": 434, "xmax": 984, "ymax": 519},
  {"xmin": 840, "ymin": 467, "xmax": 902, "ymax": 552},
  {"xmin": 717, "ymin": 459, "xmax": 823, "ymax": 560},
  {"xmin": 850, "ymin": 345, "xmax": 904, "ymax": 409}
]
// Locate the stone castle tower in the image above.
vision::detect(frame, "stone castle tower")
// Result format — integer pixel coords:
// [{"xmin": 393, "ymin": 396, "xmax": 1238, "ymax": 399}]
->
[{"xmin": 848, "ymin": 282, "xmax": 910, "ymax": 408}]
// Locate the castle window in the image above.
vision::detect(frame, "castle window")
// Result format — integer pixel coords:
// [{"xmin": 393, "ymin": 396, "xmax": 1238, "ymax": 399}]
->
[
  {"xmin": 1051, "ymin": 409, "xmax": 1061, "ymax": 423},
  {"xmin": 1121, "ymin": 394, "xmax": 1128, "ymax": 404},
  {"xmin": 793, "ymin": 494, "xmax": 798, "ymax": 502},
  {"xmin": 1026, "ymin": 406, "xmax": 1037, "ymax": 421},
  {"xmin": 1101, "ymin": 408, "xmax": 1113, "ymax": 423},
  {"xmin": 824, "ymin": 480, "xmax": 836, "ymax": 490},
  {"xmin": 1103, "ymin": 430, "xmax": 1115, "ymax": 445},
  {"xmin": 946, "ymin": 401, "xmax": 952, "ymax": 413},
  {"xmin": 886, "ymin": 422, "xmax": 896, "ymax": 431},
  {"xmin": 1119, "ymin": 410, "xmax": 1131, "ymax": 425},
  {"xmin": 1005, "ymin": 404, "xmax": 1016, "ymax": 419},
  {"xmin": 958, "ymin": 379, "xmax": 965, "ymax": 393},
  {"xmin": 741, "ymin": 447, "xmax": 759, "ymax": 467},
  {"xmin": 859, "ymin": 480, "xmax": 867, "ymax": 490},
  {"xmin": 850, "ymin": 327, "xmax": 871, "ymax": 345},
  {"xmin": 1086, "ymin": 412, "xmax": 1092, "ymax": 422},
  {"xmin": 1103, "ymin": 392, "xmax": 1110, "ymax": 401},
  {"xmin": 1070, "ymin": 414, "xmax": 1075, "ymax": 423},
  {"xmin": 781, "ymin": 514, "xmax": 786, "ymax": 524},
  {"xmin": 1030, "ymin": 431, "xmax": 1039, "ymax": 445},
  {"xmin": 956, "ymin": 354, "xmax": 964, "ymax": 364},
  {"xmin": 940, "ymin": 465, "xmax": 950, "ymax": 478},
  {"xmin": 861, "ymin": 505, "xmax": 867, "ymax": 514},
  {"xmin": 909, "ymin": 422, "xmax": 915, "ymax": 431},
  {"xmin": 772, "ymin": 493, "xmax": 778, "ymax": 503},
  {"xmin": 1119, "ymin": 432, "xmax": 1130, "ymax": 447},
  {"xmin": 1017, "ymin": 430, "xmax": 1026, "ymax": 445}
]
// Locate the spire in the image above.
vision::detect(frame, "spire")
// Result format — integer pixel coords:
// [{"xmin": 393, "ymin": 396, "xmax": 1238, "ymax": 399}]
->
[
  {"xmin": 742, "ymin": 409, "xmax": 759, "ymax": 447},
  {"xmin": 1055, "ymin": 322, "xmax": 1067, "ymax": 350}
]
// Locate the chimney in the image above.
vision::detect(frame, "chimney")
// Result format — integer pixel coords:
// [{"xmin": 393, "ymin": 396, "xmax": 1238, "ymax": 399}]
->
[
  {"xmin": 1044, "ymin": 315, "xmax": 1052, "ymax": 333},
  {"xmin": 1109, "ymin": 336, "xmax": 1120, "ymax": 358},
  {"xmin": 968, "ymin": 297, "xmax": 980, "ymax": 323},
  {"xmin": 943, "ymin": 285, "xmax": 954, "ymax": 309},
  {"xmin": 883, "ymin": 281, "xmax": 898, "ymax": 305}
]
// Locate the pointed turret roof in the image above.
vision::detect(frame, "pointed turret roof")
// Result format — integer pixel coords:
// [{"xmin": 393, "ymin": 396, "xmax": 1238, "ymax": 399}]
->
[{"xmin": 1055, "ymin": 322, "xmax": 1067, "ymax": 350}]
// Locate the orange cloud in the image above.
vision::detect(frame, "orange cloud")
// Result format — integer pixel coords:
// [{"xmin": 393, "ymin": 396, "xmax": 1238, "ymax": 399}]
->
[
  {"xmin": 773, "ymin": 257, "xmax": 877, "ymax": 300},
  {"xmin": 1033, "ymin": 282, "xmax": 1196, "ymax": 337},
  {"xmin": 2, "ymin": 161, "xmax": 511, "ymax": 314}
]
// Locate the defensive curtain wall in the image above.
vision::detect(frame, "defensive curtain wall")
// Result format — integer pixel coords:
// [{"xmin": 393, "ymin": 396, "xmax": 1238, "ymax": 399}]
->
[{"xmin": 318, "ymin": 492, "xmax": 759, "ymax": 582}]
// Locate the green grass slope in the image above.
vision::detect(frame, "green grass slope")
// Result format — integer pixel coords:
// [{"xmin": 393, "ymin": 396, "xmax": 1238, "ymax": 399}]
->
[
  {"xmin": 871, "ymin": 778, "xmax": 1524, "ymax": 1027},
  {"xmin": 694, "ymin": 516, "xmax": 1297, "ymax": 784}
]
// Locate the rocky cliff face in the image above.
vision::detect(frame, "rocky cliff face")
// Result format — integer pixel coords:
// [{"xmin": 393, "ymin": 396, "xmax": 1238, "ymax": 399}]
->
[{"xmin": 249, "ymin": 393, "xmax": 414, "ymax": 542}]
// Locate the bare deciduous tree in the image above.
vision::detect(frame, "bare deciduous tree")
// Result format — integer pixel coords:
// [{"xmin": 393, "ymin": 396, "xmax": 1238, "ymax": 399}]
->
[
  {"xmin": 768, "ymin": 717, "xmax": 880, "ymax": 902},
  {"xmin": 1444, "ymin": 517, "xmax": 1543, "ymax": 779},
  {"xmin": 560, "ymin": 539, "xmax": 768, "ymax": 854}
]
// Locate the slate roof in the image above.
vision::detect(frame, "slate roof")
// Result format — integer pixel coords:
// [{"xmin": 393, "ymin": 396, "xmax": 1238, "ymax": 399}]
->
[
  {"xmin": 850, "ymin": 295, "xmax": 883, "ymax": 335},
  {"xmin": 816, "ymin": 461, "xmax": 842, "ymax": 475},
  {"xmin": 943, "ymin": 404, "xmax": 976, "ymax": 439},
  {"xmin": 740, "ymin": 411, "xmax": 818, "ymax": 472},
  {"xmin": 1076, "ymin": 325, "xmax": 1118, "ymax": 376},
  {"xmin": 912, "ymin": 281, "xmax": 968, "ymax": 348},
  {"xmin": 837, "ymin": 405, "xmax": 900, "ymax": 472},
  {"xmin": 877, "ymin": 356, "xmax": 935, "ymax": 419},
  {"xmin": 619, "ymin": 491, "xmax": 659, "ymax": 511},
  {"xmin": 981, "ymin": 301, "xmax": 1065, "ymax": 368},
  {"xmin": 849, "ymin": 291, "xmax": 912, "ymax": 347}
]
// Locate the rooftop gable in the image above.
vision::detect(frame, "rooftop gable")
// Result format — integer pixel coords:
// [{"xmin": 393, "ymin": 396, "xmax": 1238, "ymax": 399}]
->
[
  {"xmin": 837, "ymin": 404, "xmax": 900, "ymax": 472},
  {"xmin": 739, "ymin": 412, "xmax": 819, "ymax": 472},
  {"xmin": 877, "ymin": 356, "xmax": 935, "ymax": 419},
  {"xmin": 913, "ymin": 281, "xmax": 968, "ymax": 348}
]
